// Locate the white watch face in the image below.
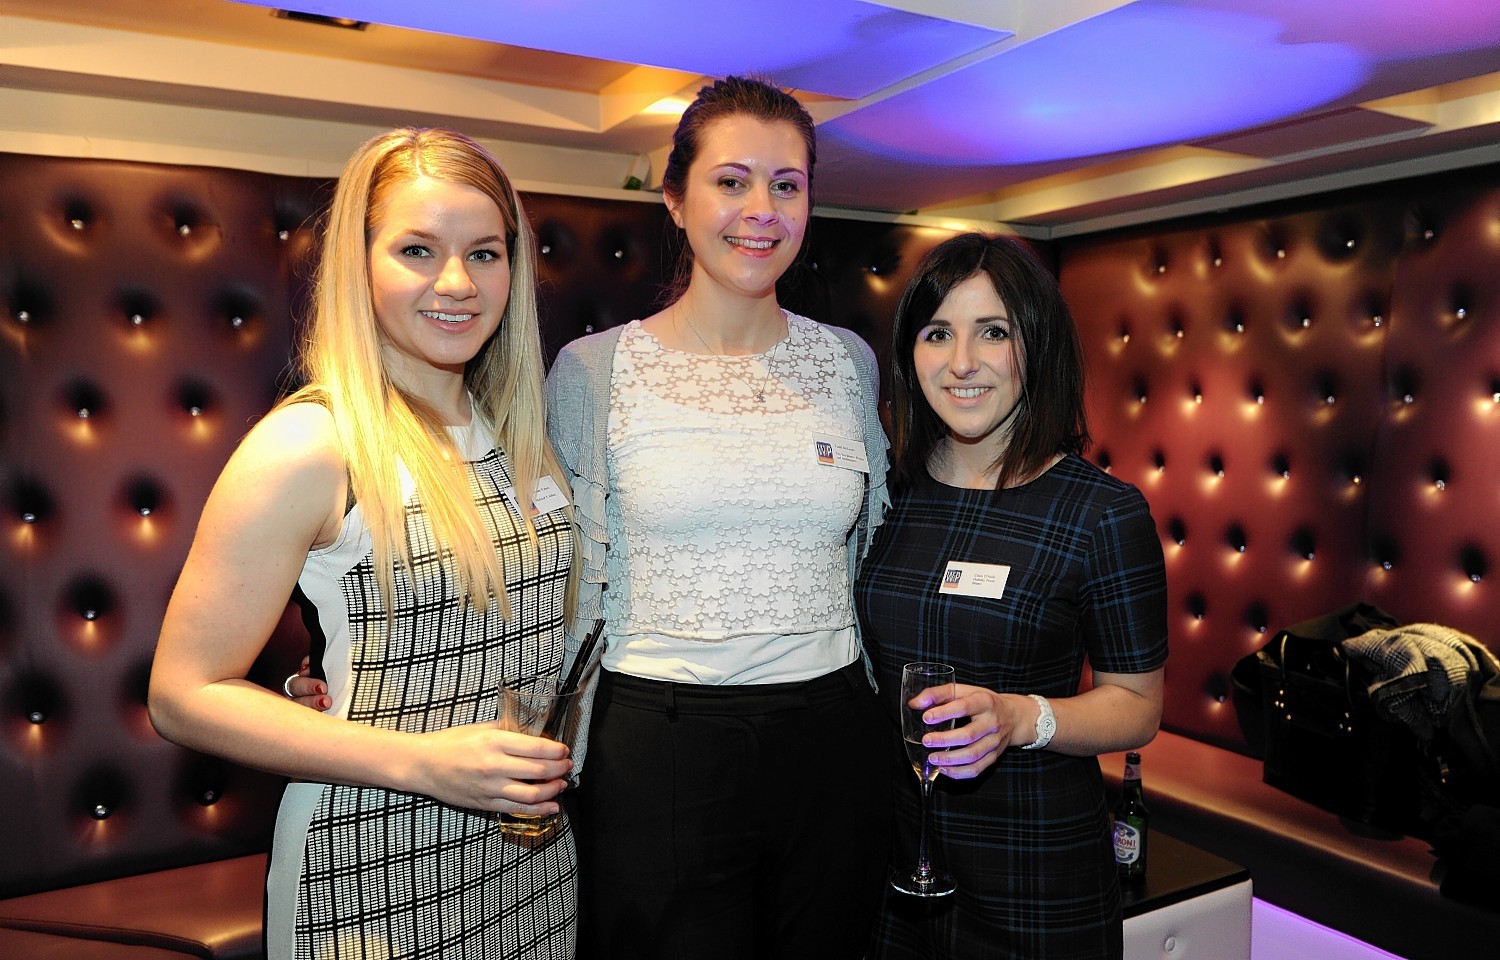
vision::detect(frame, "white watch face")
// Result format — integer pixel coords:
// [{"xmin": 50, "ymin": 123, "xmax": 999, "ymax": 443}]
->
[{"xmin": 1036, "ymin": 712, "xmax": 1056, "ymax": 741}]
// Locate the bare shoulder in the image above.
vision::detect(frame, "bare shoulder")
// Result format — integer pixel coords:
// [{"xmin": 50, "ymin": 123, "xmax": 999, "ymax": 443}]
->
[
  {"xmin": 249, "ymin": 400, "xmax": 338, "ymax": 449},
  {"xmin": 156, "ymin": 401, "xmax": 347, "ymax": 689},
  {"xmin": 209, "ymin": 401, "xmax": 347, "ymax": 546},
  {"xmin": 233, "ymin": 402, "xmax": 341, "ymax": 473}
]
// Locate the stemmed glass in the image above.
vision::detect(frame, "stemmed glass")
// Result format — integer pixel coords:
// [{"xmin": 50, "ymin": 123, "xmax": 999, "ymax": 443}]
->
[{"xmin": 891, "ymin": 661, "xmax": 958, "ymax": 897}]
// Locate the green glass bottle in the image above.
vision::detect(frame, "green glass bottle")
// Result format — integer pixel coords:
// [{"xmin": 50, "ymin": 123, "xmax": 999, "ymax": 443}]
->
[{"xmin": 1113, "ymin": 751, "xmax": 1149, "ymax": 880}]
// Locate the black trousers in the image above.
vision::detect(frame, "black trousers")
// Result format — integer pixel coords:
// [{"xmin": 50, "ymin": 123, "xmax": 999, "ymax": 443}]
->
[{"xmin": 571, "ymin": 660, "xmax": 893, "ymax": 960}]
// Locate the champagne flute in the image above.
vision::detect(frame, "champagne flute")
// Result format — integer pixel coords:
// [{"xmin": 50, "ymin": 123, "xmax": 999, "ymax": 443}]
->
[{"xmin": 891, "ymin": 661, "xmax": 958, "ymax": 897}]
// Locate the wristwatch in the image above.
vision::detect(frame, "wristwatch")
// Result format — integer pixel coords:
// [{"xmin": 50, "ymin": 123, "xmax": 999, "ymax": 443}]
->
[{"xmin": 1021, "ymin": 694, "xmax": 1056, "ymax": 750}]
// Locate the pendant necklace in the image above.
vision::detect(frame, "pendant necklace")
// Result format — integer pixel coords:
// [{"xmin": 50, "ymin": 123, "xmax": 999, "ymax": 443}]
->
[{"xmin": 678, "ymin": 308, "xmax": 785, "ymax": 403}]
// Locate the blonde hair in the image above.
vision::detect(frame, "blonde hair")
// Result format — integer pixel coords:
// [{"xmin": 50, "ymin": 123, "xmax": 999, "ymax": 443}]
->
[{"xmin": 290, "ymin": 127, "xmax": 571, "ymax": 616}]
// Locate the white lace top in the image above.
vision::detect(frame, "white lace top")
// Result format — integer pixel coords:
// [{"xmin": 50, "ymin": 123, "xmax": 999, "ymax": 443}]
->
[{"xmin": 603, "ymin": 313, "xmax": 867, "ymax": 684}]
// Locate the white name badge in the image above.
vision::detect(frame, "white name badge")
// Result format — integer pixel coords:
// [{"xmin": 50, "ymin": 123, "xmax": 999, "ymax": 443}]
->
[
  {"xmin": 939, "ymin": 560, "xmax": 1011, "ymax": 599},
  {"xmin": 503, "ymin": 475, "xmax": 569, "ymax": 517},
  {"xmin": 813, "ymin": 433, "xmax": 869, "ymax": 473}
]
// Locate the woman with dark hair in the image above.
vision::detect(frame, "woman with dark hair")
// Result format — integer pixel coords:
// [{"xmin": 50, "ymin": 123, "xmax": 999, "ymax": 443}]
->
[
  {"xmin": 545, "ymin": 75, "xmax": 891, "ymax": 959},
  {"xmin": 856, "ymin": 233, "xmax": 1168, "ymax": 959}
]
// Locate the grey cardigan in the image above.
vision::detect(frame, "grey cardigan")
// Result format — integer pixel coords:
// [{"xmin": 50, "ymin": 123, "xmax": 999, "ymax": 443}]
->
[{"xmin": 544, "ymin": 318, "xmax": 891, "ymax": 769}]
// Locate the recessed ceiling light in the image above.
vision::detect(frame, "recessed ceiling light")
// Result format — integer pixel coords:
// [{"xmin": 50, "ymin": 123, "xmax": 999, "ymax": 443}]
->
[
  {"xmin": 642, "ymin": 96, "xmax": 692, "ymax": 118},
  {"xmin": 274, "ymin": 10, "xmax": 368, "ymax": 30}
]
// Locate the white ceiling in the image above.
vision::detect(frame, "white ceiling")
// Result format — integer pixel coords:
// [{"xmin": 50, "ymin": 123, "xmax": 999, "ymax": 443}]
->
[{"xmin": 3, "ymin": 0, "xmax": 1499, "ymax": 236}]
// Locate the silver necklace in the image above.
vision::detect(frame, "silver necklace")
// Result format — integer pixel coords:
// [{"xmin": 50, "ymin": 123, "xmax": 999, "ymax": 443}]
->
[{"xmin": 678, "ymin": 308, "xmax": 784, "ymax": 403}]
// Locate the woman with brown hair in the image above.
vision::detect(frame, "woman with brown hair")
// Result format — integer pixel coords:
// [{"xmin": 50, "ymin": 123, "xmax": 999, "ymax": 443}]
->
[{"xmin": 546, "ymin": 76, "xmax": 892, "ymax": 959}]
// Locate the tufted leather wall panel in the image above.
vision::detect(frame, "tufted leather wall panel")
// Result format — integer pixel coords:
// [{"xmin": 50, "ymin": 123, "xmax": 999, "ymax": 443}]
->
[
  {"xmin": 1060, "ymin": 166, "xmax": 1500, "ymax": 753},
  {"xmin": 1365, "ymin": 181, "xmax": 1500, "ymax": 634},
  {"xmin": 0, "ymin": 151, "xmax": 961, "ymax": 899},
  {"xmin": 12, "ymin": 143, "xmax": 1498, "ymax": 943},
  {"xmin": 784, "ymin": 216, "xmax": 969, "ymax": 400},
  {"xmin": 0, "ymin": 153, "xmax": 327, "ymax": 898},
  {"xmin": 529, "ymin": 192, "xmax": 673, "ymax": 361}
]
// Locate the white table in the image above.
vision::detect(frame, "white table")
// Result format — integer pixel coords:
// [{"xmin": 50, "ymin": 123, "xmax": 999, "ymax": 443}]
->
[{"xmin": 1122, "ymin": 831, "xmax": 1253, "ymax": 960}]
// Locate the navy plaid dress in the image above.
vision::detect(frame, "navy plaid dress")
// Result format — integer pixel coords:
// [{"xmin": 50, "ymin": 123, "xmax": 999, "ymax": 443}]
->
[
  {"xmin": 268, "ymin": 432, "xmax": 577, "ymax": 960},
  {"xmin": 855, "ymin": 454, "xmax": 1167, "ymax": 960}
]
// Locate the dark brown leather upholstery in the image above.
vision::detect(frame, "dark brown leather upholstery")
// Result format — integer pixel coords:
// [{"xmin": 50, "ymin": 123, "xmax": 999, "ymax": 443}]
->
[
  {"xmin": 1064, "ymin": 170, "xmax": 1500, "ymax": 744},
  {"xmin": 0, "ymin": 926, "xmax": 198, "ymax": 958},
  {"xmin": 0, "ymin": 150, "xmax": 959, "ymax": 955},
  {"xmin": 1063, "ymin": 166, "xmax": 1500, "ymax": 959},
  {"xmin": 0, "ymin": 855, "xmax": 265, "ymax": 959},
  {"xmin": 0, "ymin": 153, "xmax": 325, "ymax": 901}
]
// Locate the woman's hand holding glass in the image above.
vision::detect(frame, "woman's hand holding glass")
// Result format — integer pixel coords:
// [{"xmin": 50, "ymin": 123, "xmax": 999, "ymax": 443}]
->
[
  {"xmin": 910, "ymin": 684, "xmax": 1036, "ymax": 779},
  {"xmin": 407, "ymin": 721, "xmax": 571, "ymax": 817},
  {"xmin": 892, "ymin": 662, "xmax": 959, "ymax": 897},
  {"xmin": 279, "ymin": 656, "xmax": 570, "ymax": 816},
  {"xmin": 493, "ymin": 678, "xmax": 584, "ymax": 836}
]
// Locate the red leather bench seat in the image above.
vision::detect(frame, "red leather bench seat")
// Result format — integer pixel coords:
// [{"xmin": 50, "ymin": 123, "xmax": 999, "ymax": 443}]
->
[
  {"xmin": 0, "ymin": 855, "xmax": 266, "ymax": 960},
  {"xmin": 0, "ymin": 926, "xmax": 201, "ymax": 959}
]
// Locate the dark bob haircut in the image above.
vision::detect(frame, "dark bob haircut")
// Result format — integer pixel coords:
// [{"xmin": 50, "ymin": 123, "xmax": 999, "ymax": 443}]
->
[{"xmin": 888, "ymin": 232, "xmax": 1090, "ymax": 490}]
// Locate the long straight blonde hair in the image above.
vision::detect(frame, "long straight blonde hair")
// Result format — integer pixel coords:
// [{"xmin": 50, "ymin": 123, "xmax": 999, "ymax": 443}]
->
[{"xmin": 290, "ymin": 127, "xmax": 572, "ymax": 616}]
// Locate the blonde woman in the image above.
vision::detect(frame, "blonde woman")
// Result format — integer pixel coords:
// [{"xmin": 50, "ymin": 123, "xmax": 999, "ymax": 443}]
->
[{"xmin": 149, "ymin": 127, "xmax": 579, "ymax": 959}]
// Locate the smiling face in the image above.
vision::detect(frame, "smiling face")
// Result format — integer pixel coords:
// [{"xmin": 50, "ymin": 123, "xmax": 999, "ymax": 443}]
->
[
  {"xmin": 913, "ymin": 272, "xmax": 1025, "ymax": 462},
  {"xmin": 367, "ymin": 175, "xmax": 510, "ymax": 392},
  {"xmin": 665, "ymin": 115, "xmax": 809, "ymax": 304}
]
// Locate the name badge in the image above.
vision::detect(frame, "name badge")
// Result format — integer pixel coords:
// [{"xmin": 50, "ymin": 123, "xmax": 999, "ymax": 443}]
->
[
  {"xmin": 939, "ymin": 560, "xmax": 1010, "ymax": 599},
  {"xmin": 813, "ymin": 433, "xmax": 869, "ymax": 473},
  {"xmin": 503, "ymin": 475, "xmax": 569, "ymax": 517}
]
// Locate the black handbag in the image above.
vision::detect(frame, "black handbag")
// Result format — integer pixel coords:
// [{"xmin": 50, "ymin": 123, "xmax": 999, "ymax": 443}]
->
[{"xmin": 1236, "ymin": 603, "xmax": 1425, "ymax": 834}]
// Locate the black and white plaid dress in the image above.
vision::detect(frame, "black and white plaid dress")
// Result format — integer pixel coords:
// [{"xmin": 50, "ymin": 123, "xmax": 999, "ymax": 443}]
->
[
  {"xmin": 855, "ymin": 454, "xmax": 1168, "ymax": 960},
  {"xmin": 266, "ymin": 421, "xmax": 577, "ymax": 960}
]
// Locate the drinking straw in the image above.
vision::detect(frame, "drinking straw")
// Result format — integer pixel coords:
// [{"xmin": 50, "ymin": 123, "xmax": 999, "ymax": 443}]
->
[
  {"xmin": 560, "ymin": 618, "xmax": 606, "ymax": 694},
  {"xmin": 538, "ymin": 618, "xmax": 606, "ymax": 741}
]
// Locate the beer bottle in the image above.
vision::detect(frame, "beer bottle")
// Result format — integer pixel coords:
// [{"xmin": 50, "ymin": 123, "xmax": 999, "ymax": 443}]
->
[{"xmin": 1113, "ymin": 751, "xmax": 1149, "ymax": 880}]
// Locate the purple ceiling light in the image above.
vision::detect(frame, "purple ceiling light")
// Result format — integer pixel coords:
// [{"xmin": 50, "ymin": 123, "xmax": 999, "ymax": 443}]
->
[
  {"xmin": 823, "ymin": 5, "xmax": 1371, "ymax": 166},
  {"xmin": 235, "ymin": 0, "xmax": 1009, "ymax": 99}
]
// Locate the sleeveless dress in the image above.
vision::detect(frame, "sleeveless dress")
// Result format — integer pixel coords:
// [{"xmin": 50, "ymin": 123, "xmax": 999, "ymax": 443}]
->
[
  {"xmin": 855, "ymin": 455, "xmax": 1168, "ymax": 960},
  {"xmin": 265, "ymin": 420, "xmax": 577, "ymax": 960}
]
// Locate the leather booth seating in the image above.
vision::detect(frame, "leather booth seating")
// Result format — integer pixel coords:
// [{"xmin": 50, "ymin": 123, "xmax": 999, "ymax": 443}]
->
[
  {"xmin": 0, "ymin": 150, "xmax": 955, "ymax": 957},
  {"xmin": 0, "ymin": 855, "xmax": 267, "ymax": 958},
  {"xmin": 0, "ymin": 926, "xmax": 207, "ymax": 959},
  {"xmin": 1063, "ymin": 165, "xmax": 1500, "ymax": 960}
]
